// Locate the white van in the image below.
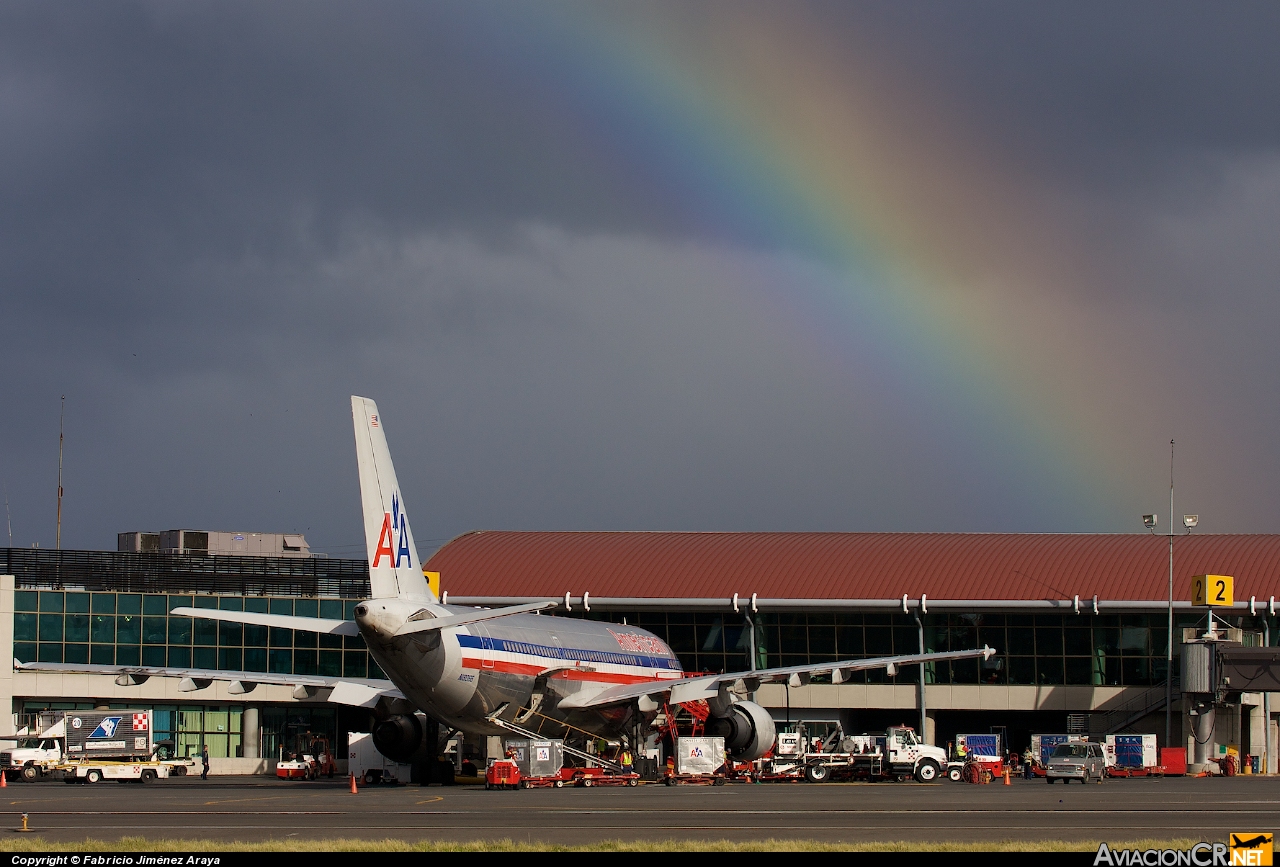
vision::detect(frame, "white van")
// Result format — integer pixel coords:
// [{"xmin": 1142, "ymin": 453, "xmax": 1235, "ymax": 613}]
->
[{"xmin": 1045, "ymin": 741, "xmax": 1106, "ymax": 784}]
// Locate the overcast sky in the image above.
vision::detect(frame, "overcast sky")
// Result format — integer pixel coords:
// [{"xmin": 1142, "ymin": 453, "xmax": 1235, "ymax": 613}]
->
[{"xmin": 3, "ymin": 1, "xmax": 1279, "ymax": 556}]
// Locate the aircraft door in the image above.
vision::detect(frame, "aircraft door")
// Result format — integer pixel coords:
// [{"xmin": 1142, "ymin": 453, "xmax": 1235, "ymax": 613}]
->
[{"xmin": 475, "ymin": 624, "xmax": 495, "ymax": 670}]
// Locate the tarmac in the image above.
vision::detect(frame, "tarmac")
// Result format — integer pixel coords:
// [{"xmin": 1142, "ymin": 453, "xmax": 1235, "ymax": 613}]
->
[{"xmin": 0, "ymin": 774, "xmax": 1276, "ymax": 846}]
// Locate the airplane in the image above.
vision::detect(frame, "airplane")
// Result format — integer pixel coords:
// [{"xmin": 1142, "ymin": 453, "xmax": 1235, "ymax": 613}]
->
[{"xmin": 17, "ymin": 396, "xmax": 996, "ymax": 769}]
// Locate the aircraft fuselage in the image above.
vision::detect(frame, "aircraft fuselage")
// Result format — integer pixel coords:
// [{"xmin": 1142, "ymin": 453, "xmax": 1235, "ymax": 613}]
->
[{"xmin": 355, "ymin": 598, "xmax": 683, "ymax": 736}]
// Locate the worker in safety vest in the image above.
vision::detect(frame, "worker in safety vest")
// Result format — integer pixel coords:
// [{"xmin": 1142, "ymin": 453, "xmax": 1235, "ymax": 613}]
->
[{"xmin": 620, "ymin": 748, "xmax": 633, "ymax": 773}]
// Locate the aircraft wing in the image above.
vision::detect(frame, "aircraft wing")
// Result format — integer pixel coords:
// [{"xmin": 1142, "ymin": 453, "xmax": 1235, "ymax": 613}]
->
[
  {"xmin": 557, "ymin": 645, "xmax": 998, "ymax": 709},
  {"xmin": 169, "ymin": 601, "xmax": 557, "ymax": 637},
  {"xmin": 12, "ymin": 660, "xmax": 404, "ymax": 707}
]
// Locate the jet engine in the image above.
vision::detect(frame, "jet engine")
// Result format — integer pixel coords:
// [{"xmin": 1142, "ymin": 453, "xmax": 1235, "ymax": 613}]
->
[
  {"xmin": 372, "ymin": 713, "xmax": 427, "ymax": 764},
  {"xmin": 706, "ymin": 700, "xmax": 776, "ymax": 761}
]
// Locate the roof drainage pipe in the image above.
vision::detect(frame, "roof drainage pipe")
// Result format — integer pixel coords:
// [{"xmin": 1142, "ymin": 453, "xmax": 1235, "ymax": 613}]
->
[{"xmin": 446, "ymin": 596, "xmax": 1245, "ymax": 613}]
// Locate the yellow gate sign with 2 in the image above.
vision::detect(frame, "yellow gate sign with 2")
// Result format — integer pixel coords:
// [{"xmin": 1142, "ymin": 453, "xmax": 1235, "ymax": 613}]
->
[{"xmin": 1192, "ymin": 574, "xmax": 1234, "ymax": 608}]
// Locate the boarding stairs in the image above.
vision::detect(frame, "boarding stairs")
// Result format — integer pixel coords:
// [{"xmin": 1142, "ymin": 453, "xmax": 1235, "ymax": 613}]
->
[{"xmin": 1088, "ymin": 682, "xmax": 1174, "ymax": 736}]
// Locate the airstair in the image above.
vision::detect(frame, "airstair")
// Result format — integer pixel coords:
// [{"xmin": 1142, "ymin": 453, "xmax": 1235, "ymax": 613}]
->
[{"xmin": 1088, "ymin": 683, "xmax": 1173, "ymax": 736}]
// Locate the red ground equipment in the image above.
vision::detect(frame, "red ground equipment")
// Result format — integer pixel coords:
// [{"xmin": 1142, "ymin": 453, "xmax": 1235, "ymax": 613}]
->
[
  {"xmin": 485, "ymin": 759, "xmax": 521, "ymax": 790},
  {"xmin": 275, "ymin": 733, "xmax": 337, "ymax": 781},
  {"xmin": 962, "ymin": 756, "xmax": 1006, "ymax": 784}
]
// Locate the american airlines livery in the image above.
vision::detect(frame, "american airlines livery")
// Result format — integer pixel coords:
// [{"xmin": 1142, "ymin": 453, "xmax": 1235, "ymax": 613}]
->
[{"xmin": 18, "ymin": 397, "xmax": 995, "ymax": 768}]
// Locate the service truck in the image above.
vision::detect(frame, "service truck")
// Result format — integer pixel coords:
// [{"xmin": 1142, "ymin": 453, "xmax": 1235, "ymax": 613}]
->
[
  {"xmin": 55, "ymin": 710, "xmax": 170, "ymax": 783},
  {"xmin": 762, "ymin": 724, "xmax": 948, "ymax": 783}
]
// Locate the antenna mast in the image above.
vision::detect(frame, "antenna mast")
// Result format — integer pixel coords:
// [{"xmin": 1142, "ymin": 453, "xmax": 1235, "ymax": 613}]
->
[{"xmin": 56, "ymin": 396, "xmax": 64, "ymax": 550}]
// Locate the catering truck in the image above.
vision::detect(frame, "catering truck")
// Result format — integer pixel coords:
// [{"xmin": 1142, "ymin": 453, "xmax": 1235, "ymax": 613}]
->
[
  {"xmin": 761, "ymin": 724, "xmax": 948, "ymax": 783},
  {"xmin": 56, "ymin": 710, "xmax": 170, "ymax": 783}
]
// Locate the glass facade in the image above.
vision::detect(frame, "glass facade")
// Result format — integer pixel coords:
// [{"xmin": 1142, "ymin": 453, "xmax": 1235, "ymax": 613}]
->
[
  {"xmin": 18, "ymin": 588, "xmax": 1259, "ymax": 689},
  {"xmin": 578, "ymin": 610, "xmax": 1268, "ymax": 687},
  {"xmin": 13, "ymin": 590, "xmax": 383, "ymax": 680}
]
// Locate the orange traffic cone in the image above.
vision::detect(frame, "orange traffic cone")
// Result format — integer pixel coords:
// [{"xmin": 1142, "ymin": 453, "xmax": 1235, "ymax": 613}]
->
[
  {"xmin": 1, "ymin": 771, "xmax": 8, "ymax": 788},
  {"xmin": 349, "ymin": 773, "xmax": 358, "ymax": 794},
  {"xmin": 1003, "ymin": 768, "xmax": 1011, "ymax": 785}
]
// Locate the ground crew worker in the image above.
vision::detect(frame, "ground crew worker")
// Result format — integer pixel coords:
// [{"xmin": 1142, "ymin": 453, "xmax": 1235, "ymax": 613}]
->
[
  {"xmin": 620, "ymin": 747, "xmax": 633, "ymax": 773},
  {"xmin": 201, "ymin": 744, "xmax": 210, "ymax": 781},
  {"xmin": 1023, "ymin": 748, "xmax": 1035, "ymax": 779}
]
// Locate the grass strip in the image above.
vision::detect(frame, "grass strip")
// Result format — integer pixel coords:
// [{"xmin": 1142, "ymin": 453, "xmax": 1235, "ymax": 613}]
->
[{"xmin": 0, "ymin": 836, "xmax": 1207, "ymax": 852}]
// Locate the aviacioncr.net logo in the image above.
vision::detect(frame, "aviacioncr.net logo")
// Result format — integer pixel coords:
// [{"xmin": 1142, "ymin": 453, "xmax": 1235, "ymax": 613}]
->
[{"xmin": 1095, "ymin": 843, "xmax": 1231, "ymax": 866}]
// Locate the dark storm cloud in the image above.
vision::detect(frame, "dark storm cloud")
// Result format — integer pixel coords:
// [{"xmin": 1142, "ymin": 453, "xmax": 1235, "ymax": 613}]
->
[
  {"xmin": 2, "ymin": 2, "xmax": 1279, "ymax": 552},
  {"xmin": 841, "ymin": 2, "xmax": 1280, "ymax": 190}
]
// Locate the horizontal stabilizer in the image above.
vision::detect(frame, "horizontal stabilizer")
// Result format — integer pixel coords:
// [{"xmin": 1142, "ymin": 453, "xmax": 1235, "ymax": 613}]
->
[
  {"xmin": 393, "ymin": 601, "xmax": 558, "ymax": 636},
  {"xmin": 169, "ymin": 607, "xmax": 359, "ymax": 636}
]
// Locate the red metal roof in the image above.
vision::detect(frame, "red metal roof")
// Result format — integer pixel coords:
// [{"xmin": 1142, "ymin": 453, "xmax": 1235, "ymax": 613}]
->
[{"xmin": 424, "ymin": 532, "xmax": 1280, "ymax": 601}]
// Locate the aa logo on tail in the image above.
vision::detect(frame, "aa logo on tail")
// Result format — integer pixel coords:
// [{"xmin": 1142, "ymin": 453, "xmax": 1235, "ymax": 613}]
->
[{"xmin": 372, "ymin": 491, "xmax": 412, "ymax": 568}]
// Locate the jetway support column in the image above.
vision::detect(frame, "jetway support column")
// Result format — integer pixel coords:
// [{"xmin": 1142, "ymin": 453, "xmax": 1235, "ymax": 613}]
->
[{"xmin": 1189, "ymin": 699, "xmax": 1216, "ymax": 772}]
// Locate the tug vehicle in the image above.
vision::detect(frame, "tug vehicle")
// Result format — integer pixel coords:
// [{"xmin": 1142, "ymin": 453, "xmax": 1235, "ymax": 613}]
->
[{"xmin": 276, "ymin": 733, "xmax": 337, "ymax": 780}]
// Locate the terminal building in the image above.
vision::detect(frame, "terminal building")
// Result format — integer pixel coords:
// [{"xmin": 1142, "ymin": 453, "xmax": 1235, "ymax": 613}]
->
[{"xmin": 3, "ymin": 531, "xmax": 1279, "ymax": 772}]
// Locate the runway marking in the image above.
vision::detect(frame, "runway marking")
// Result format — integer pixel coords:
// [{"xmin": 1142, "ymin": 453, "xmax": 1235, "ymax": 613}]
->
[
  {"xmin": 8, "ymin": 811, "xmax": 346, "ymax": 816},
  {"xmin": 11, "ymin": 806, "xmax": 1280, "ymax": 817},
  {"xmin": 13, "ymin": 825, "xmax": 1254, "ymax": 833}
]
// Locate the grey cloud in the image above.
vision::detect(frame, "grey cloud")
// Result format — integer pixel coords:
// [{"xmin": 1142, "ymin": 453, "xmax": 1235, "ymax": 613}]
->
[{"xmin": 2, "ymin": 2, "xmax": 1280, "ymax": 554}]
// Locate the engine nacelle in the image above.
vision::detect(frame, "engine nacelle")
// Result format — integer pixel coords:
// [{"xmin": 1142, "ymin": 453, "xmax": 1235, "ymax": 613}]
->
[
  {"xmin": 706, "ymin": 700, "xmax": 776, "ymax": 761},
  {"xmin": 372, "ymin": 713, "xmax": 425, "ymax": 764}
]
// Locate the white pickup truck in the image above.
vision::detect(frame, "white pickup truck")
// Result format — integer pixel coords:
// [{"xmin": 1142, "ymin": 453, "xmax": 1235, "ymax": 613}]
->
[{"xmin": 1, "ymin": 737, "xmax": 63, "ymax": 781}]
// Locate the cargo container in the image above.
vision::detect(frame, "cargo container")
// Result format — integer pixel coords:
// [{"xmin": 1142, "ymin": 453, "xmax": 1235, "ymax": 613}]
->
[
  {"xmin": 1105, "ymin": 734, "xmax": 1158, "ymax": 770},
  {"xmin": 664, "ymin": 736, "xmax": 727, "ymax": 785},
  {"xmin": 956, "ymin": 733, "xmax": 1002, "ymax": 760},
  {"xmin": 504, "ymin": 738, "xmax": 566, "ymax": 780},
  {"xmin": 64, "ymin": 710, "xmax": 154, "ymax": 760}
]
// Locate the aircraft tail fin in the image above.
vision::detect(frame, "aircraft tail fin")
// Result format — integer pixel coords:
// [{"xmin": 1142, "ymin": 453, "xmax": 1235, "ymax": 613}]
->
[{"xmin": 351, "ymin": 396, "xmax": 435, "ymax": 601}]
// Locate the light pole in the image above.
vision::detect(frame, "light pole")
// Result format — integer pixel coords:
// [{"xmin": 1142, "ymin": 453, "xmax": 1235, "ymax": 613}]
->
[{"xmin": 1143, "ymin": 440, "xmax": 1197, "ymax": 749}]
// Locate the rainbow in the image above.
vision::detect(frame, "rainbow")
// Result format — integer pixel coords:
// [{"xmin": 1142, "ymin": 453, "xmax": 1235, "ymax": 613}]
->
[{"xmin": 456, "ymin": 5, "xmax": 1134, "ymax": 521}]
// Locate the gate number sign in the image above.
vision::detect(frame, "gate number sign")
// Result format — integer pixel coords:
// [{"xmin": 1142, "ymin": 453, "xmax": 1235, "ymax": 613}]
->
[{"xmin": 1191, "ymin": 574, "xmax": 1234, "ymax": 607}]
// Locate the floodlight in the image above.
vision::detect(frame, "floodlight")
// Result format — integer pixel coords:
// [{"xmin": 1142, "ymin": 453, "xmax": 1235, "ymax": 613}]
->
[
  {"xmin": 1143, "ymin": 514, "xmax": 1157, "ymax": 529},
  {"xmin": 1183, "ymin": 515, "xmax": 1198, "ymax": 529}
]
